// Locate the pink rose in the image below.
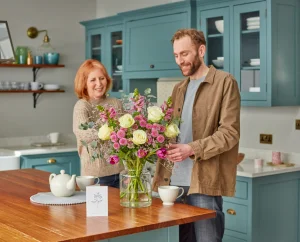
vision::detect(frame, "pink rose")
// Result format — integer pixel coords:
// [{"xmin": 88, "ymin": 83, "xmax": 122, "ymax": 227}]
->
[
  {"xmin": 117, "ymin": 129, "xmax": 126, "ymax": 139},
  {"xmin": 151, "ymin": 129, "xmax": 159, "ymax": 137},
  {"xmin": 109, "ymin": 155, "xmax": 119, "ymax": 165},
  {"xmin": 139, "ymin": 120, "xmax": 147, "ymax": 127},
  {"xmin": 119, "ymin": 138, "xmax": 128, "ymax": 146},
  {"xmin": 156, "ymin": 148, "xmax": 167, "ymax": 159},
  {"xmin": 146, "ymin": 123, "xmax": 152, "ymax": 129},
  {"xmin": 156, "ymin": 135, "xmax": 165, "ymax": 143},
  {"xmin": 113, "ymin": 142, "xmax": 120, "ymax": 150},
  {"xmin": 110, "ymin": 133, "xmax": 118, "ymax": 142},
  {"xmin": 137, "ymin": 149, "xmax": 148, "ymax": 158}
]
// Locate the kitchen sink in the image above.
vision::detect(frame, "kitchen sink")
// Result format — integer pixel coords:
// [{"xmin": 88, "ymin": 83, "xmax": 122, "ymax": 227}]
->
[{"xmin": 0, "ymin": 149, "xmax": 20, "ymax": 171}]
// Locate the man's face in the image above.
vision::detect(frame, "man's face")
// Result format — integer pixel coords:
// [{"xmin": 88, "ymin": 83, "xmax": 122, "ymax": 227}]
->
[{"xmin": 173, "ymin": 36, "xmax": 203, "ymax": 77}]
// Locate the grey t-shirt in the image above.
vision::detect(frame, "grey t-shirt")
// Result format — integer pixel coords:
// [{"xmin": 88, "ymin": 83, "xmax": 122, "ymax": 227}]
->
[{"xmin": 170, "ymin": 76, "xmax": 206, "ymax": 186}]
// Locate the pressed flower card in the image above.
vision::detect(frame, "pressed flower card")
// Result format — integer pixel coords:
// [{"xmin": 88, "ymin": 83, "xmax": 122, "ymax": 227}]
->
[{"xmin": 86, "ymin": 186, "xmax": 108, "ymax": 217}]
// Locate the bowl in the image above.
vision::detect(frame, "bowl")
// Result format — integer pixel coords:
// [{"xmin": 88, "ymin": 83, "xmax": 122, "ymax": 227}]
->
[
  {"xmin": 117, "ymin": 65, "xmax": 123, "ymax": 71},
  {"xmin": 215, "ymin": 20, "xmax": 224, "ymax": 34},
  {"xmin": 44, "ymin": 53, "xmax": 60, "ymax": 65},
  {"xmin": 212, "ymin": 59, "xmax": 224, "ymax": 68},
  {"xmin": 44, "ymin": 84, "xmax": 60, "ymax": 91},
  {"xmin": 217, "ymin": 57, "xmax": 224, "ymax": 61}
]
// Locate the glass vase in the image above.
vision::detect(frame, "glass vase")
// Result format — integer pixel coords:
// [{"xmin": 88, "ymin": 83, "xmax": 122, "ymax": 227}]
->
[{"xmin": 119, "ymin": 169, "xmax": 152, "ymax": 208}]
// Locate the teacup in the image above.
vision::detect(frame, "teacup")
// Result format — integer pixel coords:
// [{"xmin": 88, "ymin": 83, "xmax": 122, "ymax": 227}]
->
[
  {"xmin": 158, "ymin": 185, "xmax": 184, "ymax": 205},
  {"xmin": 31, "ymin": 82, "xmax": 43, "ymax": 91},
  {"xmin": 47, "ymin": 132, "xmax": 60, "ymax": 144},
  {"xmin": 76, "ymin": 176, "xmax": 100, "ymax": 191}
]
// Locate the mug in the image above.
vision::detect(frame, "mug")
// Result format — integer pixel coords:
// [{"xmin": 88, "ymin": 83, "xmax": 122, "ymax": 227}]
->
[
  {"xmin": 31, "ymin": 82, "xmax": 43, "ymax": 91},
  {"xmin": 76, "ymin": 176, "xmax": 100, "ymax": 191},
  {"xmin": 272, "ymin": 151, "xmax": 281, "ymax": 165},
  {"xmin": 47, "ymin": 132, "xmax": 60, "ymax": 144},
  {"xmin": 158, "ymin": 185, "xmax": 184, "ymax": 205}
]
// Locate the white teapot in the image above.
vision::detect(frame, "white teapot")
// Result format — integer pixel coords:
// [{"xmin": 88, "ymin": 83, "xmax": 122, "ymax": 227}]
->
[{"xmin": 49, "ymin": 170, "xmax": 76, "ymax": 197}]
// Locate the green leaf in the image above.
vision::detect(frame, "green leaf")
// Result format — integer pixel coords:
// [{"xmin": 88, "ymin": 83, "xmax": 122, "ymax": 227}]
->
[
  {"xmin": 79, "ymin": 123, "xmax": 89, "ymax": 130},
  {"xmin": 90, "ymin": 140, "xmax": 97, "ymax": 148}
]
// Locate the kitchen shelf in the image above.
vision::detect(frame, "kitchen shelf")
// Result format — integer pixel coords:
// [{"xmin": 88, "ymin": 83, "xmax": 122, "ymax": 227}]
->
[
  {"xmin": 0, "ymin": 64, "xmax": 65, "ymax": 108},
  {"xmin": 207, "ymin": 33, "xmax": 223, "ymax": 38}
]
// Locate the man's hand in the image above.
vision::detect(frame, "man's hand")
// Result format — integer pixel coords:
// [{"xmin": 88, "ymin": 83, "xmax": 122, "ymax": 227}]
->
[{"xmin": 166, "ymin": 143, "xmax": 194, "ymax": 162}]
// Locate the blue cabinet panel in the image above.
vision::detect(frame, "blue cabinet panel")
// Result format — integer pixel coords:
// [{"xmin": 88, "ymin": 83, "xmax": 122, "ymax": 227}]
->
[
  {"xmin": 20, "ymin": 151, "xmax": 80, "ymax": 176},
  {"xmin": 125, "ymin": 12, "xmax": 188, "ymax": 72}
]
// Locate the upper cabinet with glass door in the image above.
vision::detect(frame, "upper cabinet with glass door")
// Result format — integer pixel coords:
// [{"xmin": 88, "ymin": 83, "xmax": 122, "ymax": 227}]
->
[
  {"xmin": 87, "ymin": 28, "xmax": 104, "ymax": 62},
  {"xmin": 233, "ymin": 2, "xmax": 267, "ymax": 103},
  {"xmin": 200, "ymin": 7, "xmax": 230, "ymax": 72}
]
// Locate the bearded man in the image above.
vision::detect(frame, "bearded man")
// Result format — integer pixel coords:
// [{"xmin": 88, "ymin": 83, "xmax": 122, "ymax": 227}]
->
[{"xmin": 153, "ymin": 29, "xmax": 241, "ymax": 242}]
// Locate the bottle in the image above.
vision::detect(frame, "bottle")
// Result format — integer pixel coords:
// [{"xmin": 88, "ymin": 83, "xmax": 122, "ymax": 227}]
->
[{"xmin": 27, "ymin": 50, "xmax": 33, "ymax": 65}]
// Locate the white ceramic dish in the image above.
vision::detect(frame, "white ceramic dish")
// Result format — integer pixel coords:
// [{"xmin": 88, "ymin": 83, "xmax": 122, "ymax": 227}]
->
[
  {"xmin": 212, "ymin": 59, "xmax": 224, "ymax": 68},
  {"xmin": 247, "ymin": 21, "xmax": 260, "ymax": 26},
  {"xmin": 249, "ymin": 62, "xmax": 260, "ymax": 66},
  {"xmin": 217, "ymin": 56, "xmax": 224, "ymax": 61},
  {"xmin": 215, "ymin": 20, "xmax": 224, "ymax": 34},
  {"xmin": 250, "ymin": 58, "xmax": 260, "ymax": 62},
  {"xmin": 44, "ymin": 84, "xmax": 60, "ymax": 91},
  {"xmin": 117, "ymin": 65, "xmax": 123, "ymax": 71},
  {"xmin": 247, "ymin": 17, "xmax": 260, "ymax": 21},
  {"xmin": 249, "ymin": 87, "xmax": 261, "ymax": 92}
]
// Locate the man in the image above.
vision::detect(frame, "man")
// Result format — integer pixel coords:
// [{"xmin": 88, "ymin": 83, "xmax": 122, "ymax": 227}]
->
[{"xmin": 153, "ymin": 29, "xmax": 240, "ymax": 242}]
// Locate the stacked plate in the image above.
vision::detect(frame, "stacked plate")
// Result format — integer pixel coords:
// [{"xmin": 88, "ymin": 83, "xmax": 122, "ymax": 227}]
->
[
  {"xmin": 246, "ymin": 16, "xmax": 260, "ymax": 30},
  {"xmin": 212, "ymin": 57, "xmax": 224, "ymax": 68},
  {"xmin": 249, "ymin": 58, "xmax": 260, "ymax": 66}
]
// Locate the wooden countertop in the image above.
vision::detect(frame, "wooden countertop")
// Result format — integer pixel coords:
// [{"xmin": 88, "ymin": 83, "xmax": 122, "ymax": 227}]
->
[{"xmin": 0, "ymin": 169, "xmax": 216, "ymax": 241}]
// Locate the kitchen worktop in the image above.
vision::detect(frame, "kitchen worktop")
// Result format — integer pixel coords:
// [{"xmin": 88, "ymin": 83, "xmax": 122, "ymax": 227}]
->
[
  {"xmin": 237, "ymin": 159, "xmax": 300, "ymax": 178},
  {"xmin": 0, "ymin": 169, "xmax": 215, "ymax": 242}
]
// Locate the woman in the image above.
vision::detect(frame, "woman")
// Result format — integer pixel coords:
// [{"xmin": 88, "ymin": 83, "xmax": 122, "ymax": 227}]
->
[{"xmin": 73, "ymin": 59, "xmax": 123, "ymax": 188}]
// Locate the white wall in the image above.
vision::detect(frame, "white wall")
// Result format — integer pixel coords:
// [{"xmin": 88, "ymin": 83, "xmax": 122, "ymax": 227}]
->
[
  {"xmin": 96, "ymin": 0, "xmax": 183, "ymax": 17},
  {"xmin": 0, "ymin": 0, "xmax": 96, "ymax": 138}
]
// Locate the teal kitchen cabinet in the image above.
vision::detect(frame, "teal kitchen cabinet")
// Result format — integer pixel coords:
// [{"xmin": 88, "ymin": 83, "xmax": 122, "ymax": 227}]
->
[
  {"xmin": 223, "ymin": 172, "xmax": 300, "ymax": 242},
  {"xmin": 20, "ymin": 151, "xmax": 80, "ymax": 176},
  {"xmin": 121, "ymin": 0, "xmax": 196, "ymax": 79},
  {"xmin": 81, "ymin": 16, "xmax": 125, "ymax": 98},
  {"xmin": 198, "ymin": 0, "xmax": 300, "ymax": 106}
]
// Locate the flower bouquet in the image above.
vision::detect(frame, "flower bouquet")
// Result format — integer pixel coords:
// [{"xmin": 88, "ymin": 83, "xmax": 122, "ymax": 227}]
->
[{"xmin": 80, "ymin": 88, "xmax": 180, "ymax": 208}]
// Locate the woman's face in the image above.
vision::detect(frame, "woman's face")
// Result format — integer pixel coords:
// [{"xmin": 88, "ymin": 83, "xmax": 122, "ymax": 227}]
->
[{"xmin": 86, "ymin": 68, "xmax": 108, "ymax": 100}]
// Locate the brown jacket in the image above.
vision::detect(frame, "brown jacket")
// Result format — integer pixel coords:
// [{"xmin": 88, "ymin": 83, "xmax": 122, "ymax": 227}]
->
[{"xmin": 153, "ymin": 66, "xmax": 240, "ymax": 197}]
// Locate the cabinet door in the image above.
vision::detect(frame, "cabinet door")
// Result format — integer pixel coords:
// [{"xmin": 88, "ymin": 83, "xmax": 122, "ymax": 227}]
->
[
  {"xmin": 200, "ymin": 7, "xmax": 230, "ymax": 72},
  {"xmin": 20, "ymin": 152, "xmax": 80, "ymax": 175},
  {"xmin": 233, "ymin": 2, "xmax": 267, "ymax": 101},
  {"xmin": 125, "ymin": 12, "xmax": 188, "ymax": 72},
  {"xmin": 87, "ymin": 28, "xmax": 105, "ymax": 62},
  {"xmin": 107, "ymin": 24, "xmax": 124, "ymax": 98}
]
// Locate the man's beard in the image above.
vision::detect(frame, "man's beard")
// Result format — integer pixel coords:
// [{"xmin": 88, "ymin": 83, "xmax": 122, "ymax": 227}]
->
[{"xmin": 179, "ymin": 54, "xmax": 202, "ymax": 77}]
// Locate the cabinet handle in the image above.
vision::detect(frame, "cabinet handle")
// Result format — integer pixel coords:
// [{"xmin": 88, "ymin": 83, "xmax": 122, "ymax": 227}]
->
[
  {"xmin": 150, "ymin": 64, "xmax": 155, "ymax": 68},
  {"xmin": 226, "ymin": 209, "xmax": 236, "ymax": 215},
  {"xmin": 47, "ymin": 158, "xmax": 56, "ymax": 164}
]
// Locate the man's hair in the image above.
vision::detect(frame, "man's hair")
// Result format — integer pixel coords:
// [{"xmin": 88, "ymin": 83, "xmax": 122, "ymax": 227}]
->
[{"xmin": 171, "ymin": 28, "xmax": 206, "ymax": 48}]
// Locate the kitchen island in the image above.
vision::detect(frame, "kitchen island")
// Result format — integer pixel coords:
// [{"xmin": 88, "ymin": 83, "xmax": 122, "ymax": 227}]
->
[{"xmin": 0, "ymin": 169, "xmax": 216, "ymax": 242}]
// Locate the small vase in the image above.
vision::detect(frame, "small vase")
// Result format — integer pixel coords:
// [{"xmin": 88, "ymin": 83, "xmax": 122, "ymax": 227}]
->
[{"xmin": 119, "ymin": 169, "xmax": 152, "ymax": 208}]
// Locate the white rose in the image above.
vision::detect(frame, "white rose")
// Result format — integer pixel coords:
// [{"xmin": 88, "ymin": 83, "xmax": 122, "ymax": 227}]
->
[
  {"xmin": 164, "ymin": 123, "xmax": 180, "ymax": 138},
  {"xmin": 119, "ymin": 114, "xmax": 135, "ymax": 128},
  {"xmin": 98, "ymin": 123, "xmax": 113, "ymax": 140},
  {"xmin": 132, "ymin": 130, "xmax": 147, "ymax": 145},
  {"xmin": 147, "ymin": 106, "xmax": 164, "ymax": 122}
]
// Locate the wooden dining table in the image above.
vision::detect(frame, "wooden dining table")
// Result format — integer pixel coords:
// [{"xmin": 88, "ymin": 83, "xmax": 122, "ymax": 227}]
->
[{"xmin": 0, "ymin": 169, "xmax": 216, "ymax": 242}]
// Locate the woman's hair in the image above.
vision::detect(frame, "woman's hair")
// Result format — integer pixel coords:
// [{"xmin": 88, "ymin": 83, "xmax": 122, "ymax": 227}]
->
[{"xmin": 74, "ymin": 59, "xmax": 112, "ymax": 100}]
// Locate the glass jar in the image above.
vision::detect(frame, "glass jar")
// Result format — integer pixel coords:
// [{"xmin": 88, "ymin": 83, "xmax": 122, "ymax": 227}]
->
[{"xmin": 119, "ymin": 169, "xmax": 152, "ymax": 208}]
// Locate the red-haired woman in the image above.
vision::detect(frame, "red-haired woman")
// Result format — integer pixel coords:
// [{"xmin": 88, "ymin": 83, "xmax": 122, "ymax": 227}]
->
[{"xmin": 73, "ymin": 59, "xmax": 123, "ymax": 188}]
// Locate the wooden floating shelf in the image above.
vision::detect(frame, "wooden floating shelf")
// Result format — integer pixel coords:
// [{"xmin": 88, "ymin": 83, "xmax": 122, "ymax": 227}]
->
[
  {"xmin": 0, "ymin": 90, "xmax": 65, "ymax": 93},
  {"xmin": 0, "ymin": 64, "xmax": 65, "ymax": 68}
]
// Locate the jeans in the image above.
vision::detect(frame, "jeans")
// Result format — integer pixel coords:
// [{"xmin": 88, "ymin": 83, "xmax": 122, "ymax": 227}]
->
[
  {"xmin": 177, "ymin": 186, "xmax": 224, "ymax": 242},
  {"xmin": 98, "ymin": 173, "xmax": 120, "ymax": 188}
]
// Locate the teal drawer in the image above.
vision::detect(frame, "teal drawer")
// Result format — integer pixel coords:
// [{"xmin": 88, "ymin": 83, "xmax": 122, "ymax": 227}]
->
[
  {"xmin": 223, "ymin": 202, "xmax": 248, "ymax": 234},
  {"xmin": 20, "ymin": 152, "xmax": 80, "ymax": 176},
  {"xmin": 223, "ymin": 235, "xmax": 246, "ymax": 242},
  {"xmin": 234, "ymin": 180, "xmax": 248, "ymax": 200}
]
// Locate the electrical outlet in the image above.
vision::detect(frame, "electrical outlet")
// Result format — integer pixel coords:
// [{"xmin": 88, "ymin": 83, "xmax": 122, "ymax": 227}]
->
[
  {"xmin": 296, "ymin": 120, "xmax": 300, "ymax": 130},
  {"xmin": 260, "ymin": 134, "xmax": 272, "ymax": 144}
]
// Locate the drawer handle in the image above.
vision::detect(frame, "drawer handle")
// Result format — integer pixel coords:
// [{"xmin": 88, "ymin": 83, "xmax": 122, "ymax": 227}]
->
[
  {"xmin": 150, "ymin": 64, "xmax": 155, "ymax": 68},
  {"xmin": 226, "ymin": 209, "xmax": 236, "ymax": 215},
  {"xmin": 47, "ymin": 158, "xmax": 56, "ymax": 164}
]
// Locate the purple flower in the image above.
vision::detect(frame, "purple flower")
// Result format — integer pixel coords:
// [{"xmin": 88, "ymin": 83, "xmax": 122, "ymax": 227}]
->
[
  {"xmin": 109, "ymin": 155, "xmax": 119, "ymax": 165},
  {"xmin": 156, "ymin": 135, "xmax": 165, "ymax": 143},
  {"xmin": 99, "ymin": 112, "xmax": 108, "ymax": 122},
  {"xmin": 117, "ymin": 129, "xmax": 126, "ymax": 139},
  {"xmin": 113, "ymin": 142, "xmax": 120, "ymax": 150},
  {"xmin": 109, "ymin": 107, "xmax": 116, "ymax": 118},
  {"xmin": 156, "ymin": 148, "xmax": 167, "ymax": 159},
  {"xmin": 119, "ymin": 138, "xmax": 128, "ymax": 146},
  {"xmin": 137, "ymin": 149, "xmax": 148, "ymax": 158}
]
